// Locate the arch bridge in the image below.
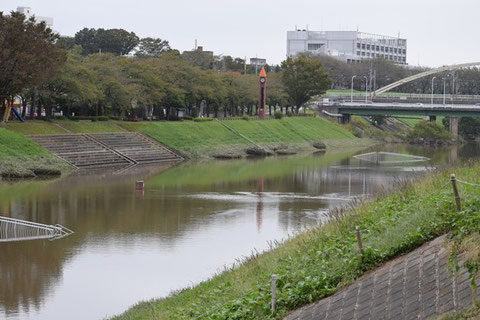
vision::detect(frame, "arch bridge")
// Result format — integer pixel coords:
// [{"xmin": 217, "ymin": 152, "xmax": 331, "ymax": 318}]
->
[{"xmin": 373, "ymin": 61, "xmax": 480, "ymax": 96}]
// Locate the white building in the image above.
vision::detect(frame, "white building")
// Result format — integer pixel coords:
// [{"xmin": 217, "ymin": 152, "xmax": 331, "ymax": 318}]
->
[
  {"xmin": 287, "ymin": 30, "xmax": 407, "ymax": 64},
  {"xmin": 16, "ymin": 7, "xmax": 53, "ymax": 27}
]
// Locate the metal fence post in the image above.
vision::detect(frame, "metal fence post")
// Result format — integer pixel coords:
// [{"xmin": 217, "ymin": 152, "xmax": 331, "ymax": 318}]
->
[{"xmin": 271, "ymin": 274, "xmax": 277, "ymax": 314}]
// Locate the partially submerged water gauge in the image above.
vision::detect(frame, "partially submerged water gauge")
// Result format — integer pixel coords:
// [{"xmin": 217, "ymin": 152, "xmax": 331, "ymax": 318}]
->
[
  {"xmin": 353, "ymin": 152, "xmax": 430, "ymax": 164},
  {"xmin": 0, "ymin": 216, "xmax": 74, "ymax": 242}
]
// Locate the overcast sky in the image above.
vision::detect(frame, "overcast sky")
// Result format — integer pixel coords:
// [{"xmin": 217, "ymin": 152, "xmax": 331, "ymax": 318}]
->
[{"xmin": 2, "ymin": 0, "xmax": 479, "ymax": 67}]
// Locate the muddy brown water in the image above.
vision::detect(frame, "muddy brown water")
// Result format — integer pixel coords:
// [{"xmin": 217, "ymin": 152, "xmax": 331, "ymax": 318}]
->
[{"xmin": 0, "ymin": 143, "xmax": 477, "ymax": 320}]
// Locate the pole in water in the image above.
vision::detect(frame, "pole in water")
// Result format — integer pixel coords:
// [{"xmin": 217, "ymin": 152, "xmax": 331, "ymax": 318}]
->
[
  {"xmin": 136, "ymin": 181, "xmax": 144, "ymax": 190},
  {"xmin": 450, "ymin": 174, "xmax": 461, "ymax": 211},
  {"xmin": 356, "ymin": 226, "xmax": 364, "ymax": 255},
  {"xmin": 271, "ymin": 274, "xmax": 277, "ymax": 314}
]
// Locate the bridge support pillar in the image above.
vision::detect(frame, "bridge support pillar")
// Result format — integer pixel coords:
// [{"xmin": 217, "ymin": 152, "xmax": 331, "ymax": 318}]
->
[
  {"xmin": 340, "ymin": 114, "xmax": 351, "ymax": 124},
  {"xmin": 449, "ymin": 117, "xmax": 459, "ymax": 137},
  {"xmin": 428, "ymin": 115, "xmax": 437, "ymax": 122}
]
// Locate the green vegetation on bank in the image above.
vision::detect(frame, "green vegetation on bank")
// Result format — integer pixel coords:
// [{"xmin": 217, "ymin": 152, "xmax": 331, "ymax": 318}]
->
[
  {"xmin": 142, "ymin": 117, "xmax": 355, "ymax": 158},
  {"xmin": 115, "ymin": 163, "xmax": 480, "ymax": 320},
  {"xmin": 0, "ymin": 127, "xmax": 70, "ymax": 178}
]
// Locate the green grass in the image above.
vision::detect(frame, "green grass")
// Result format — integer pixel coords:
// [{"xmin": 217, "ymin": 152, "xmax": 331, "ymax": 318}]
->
[
  {"xmin": 0, "ymin": 127, "xmax": 70, "ymax": 177},
  {"xmin": 394, "ymin": 116, "xmax": 445, "ymax": 128},
  {"xmin": 3, "ymin": 121, "xmax": 69, "ymax": 135},
  {"xmin": 114, "ymin": 162, "xmax": 480, "ymax": 320},
  {"xmin": 54, "ymin": 120, "xmax": 124, "ymax": 133},
  {"xmin": 142, "ymin": 117, "xmax": 355, "ymax": 158}
]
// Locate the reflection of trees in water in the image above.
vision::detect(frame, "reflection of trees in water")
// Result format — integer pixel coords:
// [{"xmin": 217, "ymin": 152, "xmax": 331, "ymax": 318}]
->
[{"xmin": 0, "ymin": 240, "xmax": 67, "ymax": 314}]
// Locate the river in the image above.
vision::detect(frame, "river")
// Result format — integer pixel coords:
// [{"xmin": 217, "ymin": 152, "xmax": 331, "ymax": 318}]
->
[{"xmin": 0, "ymin": 143, "xmax": 477, "ymax": 320}]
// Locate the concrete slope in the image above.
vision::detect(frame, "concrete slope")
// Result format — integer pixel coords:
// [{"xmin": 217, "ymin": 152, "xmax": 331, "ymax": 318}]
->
[{"xmin": 285, "ymin": 236, "xmax": 478, "ymax": 320}]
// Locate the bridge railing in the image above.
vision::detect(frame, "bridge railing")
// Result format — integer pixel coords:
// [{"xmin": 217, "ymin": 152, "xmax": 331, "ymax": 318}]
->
[{"xmin": 326, "ymin": 92, "xmax": 480, "ymax": 100}]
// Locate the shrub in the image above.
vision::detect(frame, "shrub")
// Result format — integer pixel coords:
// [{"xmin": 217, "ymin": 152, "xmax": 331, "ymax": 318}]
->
[
  {"xmin": 193, "ymin": 117, "xmax": 214, "ymax": 122},
  {"xmin": 167, "ymin": 114, "xmax": 181, "ymax": 121},
  {"xmin": 286, "ymin": 110, "xmax": 293, "ymax": 117},
  {"xmin": 69, "ymin": 116, "xmax": 96, "ymax": 121},
  {"xmin": 408, "ymin": 120, "xmax": 451, "ymax": 140},
  {"xmin": 274, "ymin": 111, "xmax": 284, "ymax": 119},
  {"xmin": 96, "ymin": 116, "xmax": 109, "ymax": 121},
  {"xmin": 109, "ymin": 116, "xmax": 123, "ymax": 121},
  {"xmin": 53, "ymin": 115, "xmax": 68, "ymax": 120},
  {"xmin": 242, "ymin": 115, "xmax": 249, "ymax": 121},
  {"xmin": 183, "ymin": 115, "xmax": 193, "ymax": 121}
]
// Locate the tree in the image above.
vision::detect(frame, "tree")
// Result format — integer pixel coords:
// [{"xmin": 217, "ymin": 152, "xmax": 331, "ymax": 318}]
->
[
  {"xmin": 281, "ymin": 55, "xmax": 331, "ymax": 113},
  {"xmin": 135, "ymin": 37, "xmax": 171, "ymax": 58},
  {"xmin": 0, "ymin": 11, "xmax": 66, "ymax": 101},
  {"xmin": 74, "ymin": 28, "xmax": 139, "ymax": 55}
]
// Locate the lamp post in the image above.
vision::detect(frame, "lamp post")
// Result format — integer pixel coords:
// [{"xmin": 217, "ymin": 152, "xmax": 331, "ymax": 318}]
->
[
  {"xmin": 431, "ymin": 76, "xmax": 436, "ymax": 105},
  {"xmin": 351, "ymin": 75, "xmax": 357, "ymax": 103},
  {"xmin": 443, "ymin": 77, "xmax": 447, "ymax": 105},
  {"xmin": 363, "ymin": 76, "xmax": 368, "ymax": 103}
]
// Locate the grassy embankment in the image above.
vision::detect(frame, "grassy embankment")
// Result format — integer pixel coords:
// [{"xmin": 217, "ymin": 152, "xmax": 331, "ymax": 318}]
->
[
  {"xmin": 0, "ymin": 126, "xmax": 70, "ymax": 178},
  {"xmin": 118, "ymin": 117, "xmax": 370, "ymax": 159},
  {"xmin": 2, "ymin": 117, "xmax": 371, "ymax": 176},
  {"xmin": 114, "ymin": 163, "xmax": 480, "ymax": 320}
]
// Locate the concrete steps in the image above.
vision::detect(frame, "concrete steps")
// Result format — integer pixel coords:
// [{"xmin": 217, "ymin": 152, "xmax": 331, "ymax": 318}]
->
[
  {"xmin": 29, "ymin": 133, "xmax": 182, "ymax": 168},
  {"xmin": 89, "ymin": 133, "xmax": 183, "ymax": 163}
]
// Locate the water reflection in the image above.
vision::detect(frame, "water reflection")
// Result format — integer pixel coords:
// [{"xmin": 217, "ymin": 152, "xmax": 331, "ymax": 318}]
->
[{"xmin": 0, "ymin": 144, "xmax": 475, "ymax": 320}]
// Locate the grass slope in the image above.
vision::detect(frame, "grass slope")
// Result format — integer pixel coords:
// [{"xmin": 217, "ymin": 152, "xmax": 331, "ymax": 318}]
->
[
  {"xmin": 114, "ymin": 163, "xmax": 480, "ymax": 320},
  {"xmin": 0, "ymin": 127, "xmax": 70, "ymax": 177},
  {"xmin": 54, "ymin": 120, "xmax": 124, "ymax": 133},
  {"xmin": 143, "ymin": 117, "xmax": 355, "ymax": 158}
]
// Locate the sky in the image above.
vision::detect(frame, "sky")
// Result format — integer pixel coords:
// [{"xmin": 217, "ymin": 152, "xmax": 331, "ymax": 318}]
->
[{"xmin": 2, "ymin": 0, "xmax": 479, "ymax": 67}]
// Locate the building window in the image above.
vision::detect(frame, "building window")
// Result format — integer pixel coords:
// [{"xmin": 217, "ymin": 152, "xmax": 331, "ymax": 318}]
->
[
  {"xmin": 366, "ymin": 44, "xmax": 370, "ymax": 50},
  {"xmin": 356, "ymin": 51, "xmax": 360, "ymax": 56},
  {"xmin": 362, "ymin": 52, "xmax": 365, "ymax": 56},
  {"xmin": 357, "ymin": 43, "xmax": 361, "ymax": 49},
  {"xmin": 403, "ymin": 57, "xmax": 406, "ymax": 62},
  {"xmin": 389, "ymin": 47, "xmax": 393, "ymax": 52},
  {"xmin": 362, "ymin": 43, "xmax": 365, "ymax": 49},
  {"xmin": 389, "ymin": 55, "xmax": 393, "ymax": 60},
  {"xmin": 394, "ymin": 48, "xmax": 398, "ymax": 54},
  {"xmin": 403, "ymin": 49, "xmax": 406, "ymax": 55},
  {"xmin": 308, "ymin": 43, "xmax": 323, "ymax": 50},
  {"xmin": 376, "ymin": 45, "xmax": 379, "ymax": 51},
  {"xmin": 381, "ymin": 46, "xmax": 384, "ymax": 52}
]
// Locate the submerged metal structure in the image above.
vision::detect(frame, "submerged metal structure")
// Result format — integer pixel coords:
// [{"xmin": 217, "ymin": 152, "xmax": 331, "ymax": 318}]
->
[
  {"xmin": 0, "ymin": 216, "xmax": 74, "ymax": 242},
  {"xmin": 354, "ymin": 152, "xmax": 430, "ymax": 164}
]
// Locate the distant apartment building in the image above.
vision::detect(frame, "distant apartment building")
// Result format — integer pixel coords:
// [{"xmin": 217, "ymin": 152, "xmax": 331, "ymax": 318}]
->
[
  {"xmin": 16, "ymin": 6, "xmax": 54, "ymax": 27},
  {"xmin": 287, "ymin": 30, "xmax": 407, "ymax": 64}
]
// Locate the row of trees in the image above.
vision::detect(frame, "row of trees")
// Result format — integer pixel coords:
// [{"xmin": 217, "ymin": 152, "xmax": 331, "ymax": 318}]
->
[{"xmin": 1, "ymin": 11, "xmax": 332, "ymax": 121}]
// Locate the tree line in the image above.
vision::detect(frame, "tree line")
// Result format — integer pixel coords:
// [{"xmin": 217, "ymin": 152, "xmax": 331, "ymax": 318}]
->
[{"xmin": 0, "ymin": 11, "xmax": 332, "ymax": 121}]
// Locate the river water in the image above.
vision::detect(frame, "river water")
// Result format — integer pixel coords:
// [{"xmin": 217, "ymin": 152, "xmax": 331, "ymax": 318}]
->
[{"xmin": 0, "ymin": 143, "xmax": 477, "ymax": 320}]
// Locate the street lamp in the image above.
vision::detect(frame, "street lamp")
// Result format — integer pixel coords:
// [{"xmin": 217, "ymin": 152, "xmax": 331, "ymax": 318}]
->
[
  {"xmin": 431, "ymin": 76, "xmax": 436, "ymax": 105},
  {"xmin": 443, "ymin": 77, "xmax": 447, "ymax": 105},
  {"xmin": 351, "ymin": 75, "xmax": 357, "ymax": 103},
  {"xmin": 363, "ymin": 76, "xmax": 368, "ymax": 103}
]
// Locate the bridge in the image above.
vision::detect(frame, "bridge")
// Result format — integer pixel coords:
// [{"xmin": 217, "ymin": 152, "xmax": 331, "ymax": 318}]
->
[{"xmin": 321, "ymin": 61, "xmax": 480, "ymax": 137}]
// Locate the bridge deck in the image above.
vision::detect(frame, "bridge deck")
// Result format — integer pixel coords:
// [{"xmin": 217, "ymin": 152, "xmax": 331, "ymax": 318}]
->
[{"xmin": 337, "ymin": 102, "xmax": 480, "ymax": 117}]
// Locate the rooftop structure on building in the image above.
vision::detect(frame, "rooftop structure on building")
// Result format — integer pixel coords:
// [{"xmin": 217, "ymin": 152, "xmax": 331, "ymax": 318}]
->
[
  {"xmin": 183, "ymin": 45, "xmax": 214, "ymax": 56},
  {"xmin": 249, "ymin": 57, "xmax": 266, "ymax": 66},
  {"xmin": 16, "ymin": 6, "xmax": 53, "ymax": 27},
  {"xmin": 287, "ymin": 29, "xmax": 407, "ymax": 65}
]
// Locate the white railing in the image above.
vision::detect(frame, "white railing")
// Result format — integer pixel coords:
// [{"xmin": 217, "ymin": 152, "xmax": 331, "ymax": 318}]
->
[{"xmin": 0, "ymin": 216, "xmax": 74, "ymax": 242}]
